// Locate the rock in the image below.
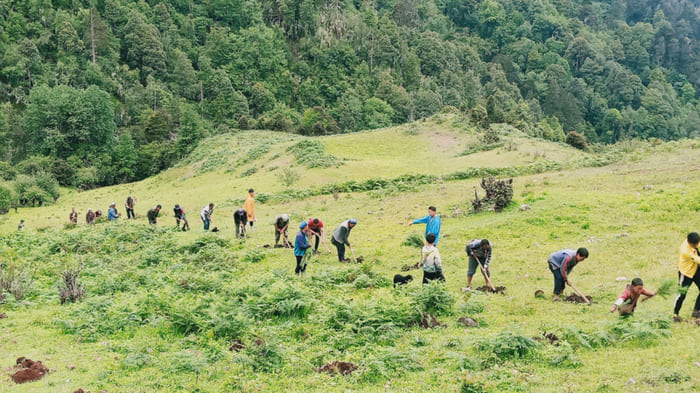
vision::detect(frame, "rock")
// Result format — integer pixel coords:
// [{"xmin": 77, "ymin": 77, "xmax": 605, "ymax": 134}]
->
[
  {"xmin": 519, "ymin": 204, "xmax": 531, "ymax": 211},
  {"xmin": 617, "ymin": 233, "xmax": 629, "ymax": 237},
  {"xmin": 457, "ymin": 316, "xmax": 479, "ymax": 327},
  {"xmin": 625, "ymin": 378, "xmax": 635, "ymax": 385},
  {"xmin": 694, "ymin": 361, "xmax": 700, "ymax": 367},
  {"xmin": 643, "ymin": 185, "xmax": 653, "ymax": 190},
  {"xmin": 615, "ymin": 276, "xmax": 627, "ymax": 282},
  {"xmin": 68, "ymin": 364, "xmax": 76, "ymax": 370}
]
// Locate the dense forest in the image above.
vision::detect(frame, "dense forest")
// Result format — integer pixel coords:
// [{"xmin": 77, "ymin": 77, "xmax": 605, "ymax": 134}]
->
[{"xmin": 0, "ymin": 0, "xmax": 698, "ymax": 200}]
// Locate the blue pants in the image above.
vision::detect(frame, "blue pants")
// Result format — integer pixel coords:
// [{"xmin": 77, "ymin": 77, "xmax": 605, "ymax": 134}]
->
[
  {"xmin": 549, "ymin": 264, "xmax": 565, "ymax": 295},
  {"xmin": 203, "ymin": 219, "xmax": 210, "ymax": 231}
]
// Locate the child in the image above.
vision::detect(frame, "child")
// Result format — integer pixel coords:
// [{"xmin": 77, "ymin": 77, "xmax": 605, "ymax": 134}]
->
[
  {"xmin": 419, "ymin": 233, "xmax": 444, "ymax": 283},
  {"xmin": 294, "ymin": 221, "xmax": 311, "ymax": 275},
  {"xmin": 610, "ymin": 278, "xmax": 656, "ymax": 316}
]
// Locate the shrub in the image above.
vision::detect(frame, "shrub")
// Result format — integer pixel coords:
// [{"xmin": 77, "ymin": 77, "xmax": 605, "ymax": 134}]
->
[
  {"xmin": 472, "ymin": 177, "xmax": 514, "ymax": 213},
  {"xmin": 476, "ymin": 332, "xmax": 538, "ymax": 360},
  {"xmin": 241, "ymin": 167, "xmax": 258, "ymax": 177},
  {"xmin": 287, "ymin": 140, "xmax": 340, "ymax": 168},
  {"xmin": 238, "ymin": 336, "xmax": 285, "ymax": 372},
  {"xmin": 243, "ymin": 249, "xmax": 265, "ymax": 263},
  {"xmin": 413, "ymin": 281, "xmax": 454, "ymax": 315},
  {"xmin": 402, "ymin": 232, "xmax": 424, "ymax": 248},
  {"xmin": 276, "ymin": 167, "xmax": 301, "ymax": 188},
  {"xmin": 58, "ymin": 268, "xmax": 85, "ymax": 304},
  {"xmin": 566, "ymin": 131, "xmax": 588, "ymax": 150},
  {"xmin": 253, "ymin": 282, "xmax": 314, "ymax": 319},
  {"xmin": 460, "ymin": 373, "xmax": 489, "ymax": 393}
]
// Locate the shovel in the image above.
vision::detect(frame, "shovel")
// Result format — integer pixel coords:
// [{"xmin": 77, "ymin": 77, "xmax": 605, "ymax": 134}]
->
[
  {"xmin": 568, "ymin": 282, "xmax": 591, "ymax": 305},
  {"xmin": 348, "ymin": 244, "xmax": 358, "ymax": 263},
  {"xmin": 472, "ymin": 253, "xmax": 496, "ymax": 291}
]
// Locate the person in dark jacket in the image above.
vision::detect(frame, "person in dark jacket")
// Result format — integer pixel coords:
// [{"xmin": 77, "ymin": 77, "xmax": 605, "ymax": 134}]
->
[
  {"xmin": 86, "ymin": 208, "xmax": 96, "ymax": 225},
  {"xmin": 69, "ymin": 208, "xmax": 78, "ymax": 225},
  {"xmin": 174, "ymin": 204, "xmax": 189, "ymax": 231},
  {"xmin": 294, "ymin": 221, "xmax": 312, "ymax": 275},
  {"xmin": 548, "ymin": 248, "xmax": 589, "ymax": 301},
  {"xmin": 273, "ymin": 214, "xmax": 290, "ymax": 247},
  {"xmin": 331, "ymin": 219, "xmax": 357, "ymax": 262},
  {"xmin": 465, "ymin": 239, "xmax": 492, "ymax": 290},
  {"xmin": 125, "ymin": 196, "xmax": 136, "ymax": 219},
  {"xmin": 233, "ymin": 208, "xmax": 248, "ymax": 238},
  {"xmin": 147, "ymin": 205, "xmax": 161, "ymax": 225}
]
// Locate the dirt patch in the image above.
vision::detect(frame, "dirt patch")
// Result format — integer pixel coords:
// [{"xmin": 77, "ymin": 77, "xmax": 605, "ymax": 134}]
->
[
  {"xmin": 534, "ymin": 289, "xmax": 545, "ymax": 298},
  {"xmin": 401, "ymin": 263, "xmax": 420, "ymax": 271},
  {"xmin": 262, "ymin": 244, "xmax": 271, "ymax": 248},
  {"xmin": 457, "ymin": 316, "xmax": 478, "ymax": 327},
  {"xmin": 274, "ymin": 244, "xmax": 286, "ymax": 249},
  {"xmin": 317, "ymin": 361, "xmax": 358, "ymax": 376},
  {"xmin": 229, "ymin": 339, "xmax": 245, "ymax": 352},
  {"xmin": 476, "ymin": 285, "xmax": 506, "ymax": 294},
  {"xmin": 564, "ymin": 294, "xmax": 593, "ymax": 304},
  {"xmin": 695, "ymin": 319, "xmax": 700, "ymax": 326},
  {"xmin": 415, "ymin": 313, "xmax": 442, "ymax": 329},
  {"xmin": 340, "ymin": 256, "xmax": 365, "ymax": 263},
  {"xmin": 0, "ymin": 313, "xmax": 7, "ymax": 319},
  {"xmin": 74, "ymin": 389, "xmax": 85, "ymax": 393},
  {"xmin": 534, "ymin": 331, "xmax": 560, "ymax": 345},
  {"xmin": 11, "ymin": 358, "xmax": 48, "ymax": 384},
  {"xmin": 356, "ymin": 256, "xmax": 364, "ymax": 263},
  {"xmin": 673, "ymin": 315, "xmax": 683, "ymax": 323}
]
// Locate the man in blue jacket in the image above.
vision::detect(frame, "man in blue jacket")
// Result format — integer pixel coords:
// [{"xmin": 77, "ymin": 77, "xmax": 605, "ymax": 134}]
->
[
  {"xmin": 409, "ymin": 206, "xmax": 441, "ymax": 245},
  {"xmin": 548, "ymin": 248, "xmax": 589, "ymax": 301},
  {"xmin": 108, "ymin": 202, "xmax": 121, "ymax": 220},
  {"xmin": 295, "ymin": 221, "xmax": 312, "ymax": 275}
]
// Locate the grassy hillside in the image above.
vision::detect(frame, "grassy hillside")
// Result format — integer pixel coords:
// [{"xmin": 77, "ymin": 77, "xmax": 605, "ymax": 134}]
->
[{"xmin": 1, "ymin": 122, "xmax": 700, "ymax": 392}]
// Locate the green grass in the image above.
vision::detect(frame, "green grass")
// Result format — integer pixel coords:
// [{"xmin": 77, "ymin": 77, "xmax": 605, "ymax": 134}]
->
[{"xmin": 1, "ymin": 119, "xmax": 700, "ymax": 392}]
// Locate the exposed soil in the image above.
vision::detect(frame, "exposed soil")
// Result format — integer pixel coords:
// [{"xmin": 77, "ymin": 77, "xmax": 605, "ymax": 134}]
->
[
  {"xmin": 401, "ymin": 263, "xmax": 421, "ymax": 271},
  {"xmin": 415, "ymin": 313, "xmax": 442, "ymax": 329},
  {"xmin": 262, "ymin": 244, "xmax": 271, "ymax": 248},
  {"xmin": 0, "ymin": 312, "xmax": 7, "ymax": 319},
  {"xmin": 564, "ymin": 294, "xmax": 593, "ymax": 304},
  {"xmin": 695, "ymin": 319, "xmax": 700, "ymax": 326},
  {"xmin": 74, "ymin": 389, "xmax": 85, "ymax": 393},
  {"xmin": 229, "ymin": 339, "xmax": 245, "ymax": 352},
  {"xmin": 476, "ymin": 285, "xmax": 506, "ymax": 294},
  {"xmin": 534, "ymin": 289, "xmax": 545, "ymax": 298},
  {"xmin": 673, "ymin": 315, "xmax": 683, "ymax": 323},
  {"xmin": 457, "ymin": 316, "xmax": 478, "ymax": 327},
  {"xmin": 317, "ymin": 361, "xmax": 358, "ymax": 376},
  {"xmin": 274, "ymin": 244, "xmax": 286, "ymax": 249},
  {"xmin": 356, "ymin": 256, "xmax": 364, "ymax": 263},
  {"xmin": 11, "ymin": 358, "xmax": 48, "ymax": 384},
  {"xmin": 534, "ymin": 331, "xmax": 560, "ymax": 345}
]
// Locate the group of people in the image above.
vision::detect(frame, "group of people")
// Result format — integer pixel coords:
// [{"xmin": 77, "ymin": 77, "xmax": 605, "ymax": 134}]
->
[{"xmin": 20, "ymin": 186, "xmax": 700, "ymax": 320}]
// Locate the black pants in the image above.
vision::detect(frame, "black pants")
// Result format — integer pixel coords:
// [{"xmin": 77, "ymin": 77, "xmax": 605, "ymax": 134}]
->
[
  {"xmin": 674, "ymin": 270, "xmax": 700, "ymax": 315},
  {"xmin": 126, "ymin": 208, "xmax": 135, "ymax": 219},
  {"xmin": 314, "ymin": 235, "xmax": 320, "ymax": 251},
  {"xmin": 295, "ymin": 255, "xmax": 307, "ymax": 274},
  {"xmin": 549, "ymin": 264, "xmax": 566, "ymax": 295},
  {"xmin": 332, "ymin": 238, "xmax": 345, "ymax": 261},
  {"xmin": 234, "ymin": 216, "xmax": 246, "ymax": 238},
  {"xmin": 422, "ymin": 271, "xmax": 445, "ymax": 284}
]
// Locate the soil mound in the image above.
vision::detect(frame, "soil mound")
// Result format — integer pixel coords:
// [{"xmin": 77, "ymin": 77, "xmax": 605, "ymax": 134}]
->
[
  {"xmin": 565, "ymin": 294, "xmax": 592, "ymax": 304},
  {"xmin": 401, "ymin": 263, "xmax": 420, "ymax": 271},
  {"xmin": 11, "ymin": 358, "xmax": 48, "ymax": 384},
  {"xmin": 0, "ymin": 312, "xmax": 7, "ymax": 319},
  {"xmin": 229, "ymin": 339, "xmax": 245, "ymax": 352},
  {"xmin": 413, "ymin": 313, "xmax": 442, "ymax": 329},
  {"xmin": 457, "ymin": 316, "xmax": 478, "ymax": 327},
  {"xmin": 534, "ymin": 289, "xmax": 545, "ymax": 298},
  {"xmin": 534, "ymin": 331, "xmax": 560, "ymax": 345},
  {"xmin": 476, "ymin": 285, "xmax": 506, "ymax": 294},
  {"xmin": 318, "ymin": 361, "xmax": 358, "ymax": 376}
]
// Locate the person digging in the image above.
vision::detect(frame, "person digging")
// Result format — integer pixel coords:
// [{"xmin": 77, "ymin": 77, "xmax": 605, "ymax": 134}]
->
[
  {"xmin": 331, "ymin": 219, "xmax": 357, "ymax": 262},
  {"xmin": 273, "ymin": 214, "xmax": 291, "ymax": 247},
  {"xmin": 547, "ymin": 247, "xmax": 589, "ymax": 302},
  {"xmin": 464, "ymin": 239, "xmax": 492, "ymax": 291},
  {"xmin": 610, "ymin": 278, "xmax": 656, "ymax": 316},
  {"xmin": 307, "ymin": 218, "xmax": 330, "ymax": 254}
]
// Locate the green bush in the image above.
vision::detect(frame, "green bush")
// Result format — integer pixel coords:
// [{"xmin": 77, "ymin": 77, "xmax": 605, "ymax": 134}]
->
[
  {"xmin": 413, "ymin": 281, "xmax": 454, "ymax": 315},
  {"xmin": 243, "ymin": 249, "xmax": 265, "ymax": 263},
  {"xmin": 287, "ymin": 140, "xmax": 340, "ymax": 168},
  {"xmin": 476, "ymin": 332, "xmax": 539, "ymax": 360}
]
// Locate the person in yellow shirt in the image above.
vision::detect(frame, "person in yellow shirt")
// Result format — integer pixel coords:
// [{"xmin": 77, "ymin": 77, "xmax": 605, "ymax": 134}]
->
[
  {"xmin": 243, "ymin": 188, "xmax": 256, "ymax": 231},
  {"xmin": 673, "ymin": 232, "xmax": 700, "ymax": 320}
]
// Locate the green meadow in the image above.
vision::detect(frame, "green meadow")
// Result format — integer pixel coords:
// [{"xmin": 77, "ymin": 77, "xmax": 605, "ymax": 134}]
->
[{"xmin": 1, "ymin": 117, "xmax": 699, "ymax": 392}]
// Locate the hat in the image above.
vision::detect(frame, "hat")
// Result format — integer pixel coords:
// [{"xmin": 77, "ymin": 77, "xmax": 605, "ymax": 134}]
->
[
  {"xmin": 281, "ymin": 214, "xmax": 289, "ymax": 221},
  {"xmin": 20, "ymin": 219, "xmax": 24, "ymax": 222},
  {"xmin": 110, "ymin": 202, "xmax": 116, "ymax": 207},
  {"xmin": 299, "ymin": 221, "xmax": 308, "ymax": 229},
  {"xmin": 631, "ymin": 278, "xmax": 643, "ymax": 286},
  {"xmin": 349, "ymin": 218, "xmax": 357, "ymax": 224}
]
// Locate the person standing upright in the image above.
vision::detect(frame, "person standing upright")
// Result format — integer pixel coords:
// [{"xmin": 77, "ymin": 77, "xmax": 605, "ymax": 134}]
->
[
  {"xmin": 244, "ymin": 188, "xmax": 256, "ymax": 231},
  {"xmin": 409, "ymin": 206, "xmax": 441, "ymax": 245},
  {"xmin": 201, "ymin": 203, "xmax": 215, "ymax": 231},
  {"xmin": 125, "ymin": 196, "xmax": 136, "ymax": 219},
  {"xmin": 673, "ymin": 232, "xmax": 700, "ymax": 320},
  {"xmin": 69, "ymin": 208, "xmax": 78, "ymax": 225}
]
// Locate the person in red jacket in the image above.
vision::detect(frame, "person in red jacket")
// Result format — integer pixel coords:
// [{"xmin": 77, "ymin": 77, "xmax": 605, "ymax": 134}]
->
[
  {"xmin": 307, "ymin": 218, "xmax": 325, "ymax": 253},
  {"xmin": 610, "ymin": 278, "xmax": 656, "ymax": 316}
]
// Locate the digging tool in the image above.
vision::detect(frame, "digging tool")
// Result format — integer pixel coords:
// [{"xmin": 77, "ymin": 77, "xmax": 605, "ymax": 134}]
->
[
  {"xmin": 348, "ymin": 244, "xmax": 358, "ymax": 263},
  {"xmin": 568, "ymin": 282, "xmax": 591, "ymax": 305},
  {"xmin": 472, "ymin": 253, "xmax": 496, "ymax": 291},
  {"xmin": 311, "ymin": 231, "xmax": 332, "ymax": 253}
]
